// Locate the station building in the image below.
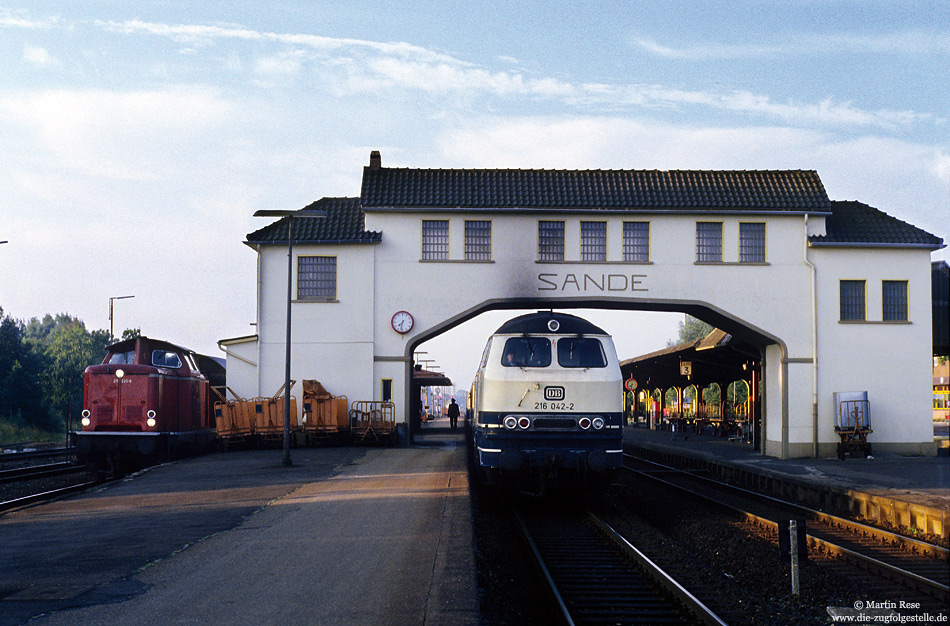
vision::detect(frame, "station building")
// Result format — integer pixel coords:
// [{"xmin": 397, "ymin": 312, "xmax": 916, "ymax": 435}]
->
[{"xmin": 220, "ymin": 151, "xmax": 944, "ymax": 459}]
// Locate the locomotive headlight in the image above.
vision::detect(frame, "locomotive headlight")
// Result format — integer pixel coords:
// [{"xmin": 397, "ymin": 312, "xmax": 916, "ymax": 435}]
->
[
  {"xmin": 81, "ymin": 409, "xmax": 91, "ymax": 427},
  {"xmin": 504, "ymin": 416, "xmax": 518, "ymax": 430},
  {"xmin": 115, "ymin": 369, "xmax": 125, "ymax": 379},
  {"xmin": 592, "ymin": 417, "xmax": 605, "ymax": 430},
  {"xmin": 578, "ymin": 417, "xmax": 592, "ymax": 430},
  {"xmin": 517, "ymin": 416, "xmax": 531, "ymax": 430},
  {"xmin": 146, "ymin": 410, "xmax": 157, "ymax": 428}
]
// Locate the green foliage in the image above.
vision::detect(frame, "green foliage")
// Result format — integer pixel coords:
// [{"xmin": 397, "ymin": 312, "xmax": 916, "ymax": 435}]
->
[
  {"xmin": 0, "ymin": 306, "xmax": 123, "ymax": 440},
  {"xmin": 667, "ymin": 315, "xmax": 714, "ymax": 348}
]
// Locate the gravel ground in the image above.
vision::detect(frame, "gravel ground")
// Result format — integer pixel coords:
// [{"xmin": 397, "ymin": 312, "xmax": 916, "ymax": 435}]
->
[{"xmin": 470, "ymin": 466, "xmax": 948, "ymax": 626}]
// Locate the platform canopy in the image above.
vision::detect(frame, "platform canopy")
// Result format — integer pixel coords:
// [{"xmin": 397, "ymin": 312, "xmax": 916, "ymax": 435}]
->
[
  {"xmin": 412, "ymin": 366, "xmax": 452, "ymax": 388},
  {"xmin": 620, "ymin": 329, "xmax": 759, "ymax": 392}
]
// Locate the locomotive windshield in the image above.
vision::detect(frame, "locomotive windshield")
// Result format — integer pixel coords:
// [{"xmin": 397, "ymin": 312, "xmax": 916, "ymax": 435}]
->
[
  {"xmin": 501, "ymin": 337, "xmax": 551, "ymax": 368},
  {"xmin": 108, "ymin": 350, "xmax": 135, "ymax": 365},
  {"xmin": 557, "ymin": 337, "xmax": 607, "ymax": 368}
]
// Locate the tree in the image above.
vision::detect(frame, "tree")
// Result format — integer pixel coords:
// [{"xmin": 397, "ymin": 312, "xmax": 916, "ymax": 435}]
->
[
  {"xmin": 668, "ymin": 315, "xmax": 714, "ymax": 347},
  {"xmin": 42, "ymin": 321, "xmax": 110, "ymax": 420},
  {"xmin": 0, "ymin": 307, "xmax": 51, "ymax": 428}
]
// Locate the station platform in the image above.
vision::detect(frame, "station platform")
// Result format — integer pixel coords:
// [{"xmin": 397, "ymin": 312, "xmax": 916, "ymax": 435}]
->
[
  {"xmin": 623, "ymin": 425, "xmax": 950, "ymax": 541},
  {"xmin": 0, "ymin": 422, "xmax": 478, "ymax": 626}
]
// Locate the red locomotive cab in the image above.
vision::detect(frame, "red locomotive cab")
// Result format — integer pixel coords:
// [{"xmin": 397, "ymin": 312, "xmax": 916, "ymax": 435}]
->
[{"xmin": 76, "ymin": 336, "xmax": 215, "ymax": 472}]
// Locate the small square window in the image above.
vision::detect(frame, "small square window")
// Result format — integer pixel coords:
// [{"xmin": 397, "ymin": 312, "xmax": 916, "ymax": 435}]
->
[
  {"xmin": 840, "ymin": 280, "xmax": 866, "ymax": 321},
  {"xmin": 739, "ymin": 222, "xmax": 766, "ymax": 263},
  {"xmin": 298, "ymin": 256, "xmax": 336, "ymax": 299},
  {"xmin": 882, "ymin": 280, "xmax": 908, "ymax": 321},
  {"xmin": 538, "ymin": 220, "xmax": 565, "ymax": 261},
  {"xmin": 696, "ymin": 222, "xmax": 723, "ymax": 262},
  {"xmin": 465, "ymin": 220, "xmax": 492, "ymax": 261},
  {"xmin": 422, "ymin": 220, "xmax": 449, "ymax": 260},
  {"xmin": 581, "ymin": 221, "xmax": 607, "ymax": 261},
  {"xmin": 623, "ymin": 222, "xmax": 649, "ymax": 262}
]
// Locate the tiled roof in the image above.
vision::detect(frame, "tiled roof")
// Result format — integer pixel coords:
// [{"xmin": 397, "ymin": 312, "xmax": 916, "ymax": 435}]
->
[
  {"xmin": 360, "ymin": 164, "xmax": 831, "ymax": 212},
  {"xmin": 810, "ymin": 201, "xmax": 944, "ymax": 248},
  {"xmin": 245, "ymin": 197, "xmax": 382, "ymax": 245}
]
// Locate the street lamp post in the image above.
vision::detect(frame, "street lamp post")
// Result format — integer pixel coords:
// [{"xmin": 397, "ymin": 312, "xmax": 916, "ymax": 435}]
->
[
  {"xmin": 254, "ymin": 207, "xmax": 327, "ymax": 467},
  {"xmin": 109, "ymin": 295, "xmax": 134, "ymax": 339}
]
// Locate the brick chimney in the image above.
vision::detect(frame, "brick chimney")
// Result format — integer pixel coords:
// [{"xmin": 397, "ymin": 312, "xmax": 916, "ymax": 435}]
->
[{"xmin": 369, "ymin": 150, "xmax": 381, "ymax": 169}]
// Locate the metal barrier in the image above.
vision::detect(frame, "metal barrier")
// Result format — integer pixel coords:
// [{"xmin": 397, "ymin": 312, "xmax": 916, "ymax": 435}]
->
[{"xmin": 349, "ymin": 401, "xmax": 396, "ymax": 445}]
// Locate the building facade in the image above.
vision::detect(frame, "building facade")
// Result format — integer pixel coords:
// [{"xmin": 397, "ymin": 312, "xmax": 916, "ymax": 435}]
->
[{"xmin": 222, "ymin": 152, "xmax": 943, "ymax": 458}]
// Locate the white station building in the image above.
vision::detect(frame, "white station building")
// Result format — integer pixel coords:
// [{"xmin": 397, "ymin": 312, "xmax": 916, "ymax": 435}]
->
[{"xmin": 220, "ymin": 151, "xmax": 944, "ymax": 459}]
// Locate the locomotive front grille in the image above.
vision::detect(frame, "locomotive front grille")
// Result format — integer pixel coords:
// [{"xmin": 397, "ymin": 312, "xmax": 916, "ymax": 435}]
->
[
  {"xmin": 124, "ymin": 406, "xmax": 144, "ymax": 422},
  {"xmin": 95, "ymin": 406, "xmax": 115, "ymax": 423}
]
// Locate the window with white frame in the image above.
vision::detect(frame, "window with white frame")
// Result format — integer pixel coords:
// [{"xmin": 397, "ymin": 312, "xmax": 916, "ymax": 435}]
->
[
  {"xmin": 696, "ymin": 222, "xmax": 723, "ymax": 262},
  {"xmin": 464, "ymin": 220, "xmax": 492, "ymax": 261},
  {"xmin": 839, "ymin": 280, "xmax": 866, "ymax": 321},
  {"xmin": 538, "ymin": 220, "xmax": 565, "ymax": 261},
  {"xmin": 298, "ymin": 256, "xmax": 336, "ymax": 299},
  {"xmin": 580, "ymin": 221, "xmax": 607, "ymax": 261},
  {"xmin": 882, "ymin": 280, "xmax": 908, "ymax": 321},
  {"xmin": 739, "ymin": 222, "xmax": 766, "ymax": 263},
  {"xmin": 623, "ymin": 221, "xmax": 649, "ymax": 262},
  {"xmin": 421, "ymin": 220, "xmax": 449, "ymax": 260}
]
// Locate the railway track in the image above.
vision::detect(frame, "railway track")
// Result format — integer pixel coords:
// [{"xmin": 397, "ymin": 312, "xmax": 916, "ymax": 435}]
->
[
  {"xmin": 515, "ymin": 506, "xmax": 727, "ymax": 625},
  {"xmin": 622, "ymin": 453, "xmax": 950, "ymax": 606},
  {"xmin": 0, "ymin": 461, "xmax": 86, "ymax": 484},
  {"xmin": 0, "ymin": 478, "xmax": 103, "ymax": 514}
]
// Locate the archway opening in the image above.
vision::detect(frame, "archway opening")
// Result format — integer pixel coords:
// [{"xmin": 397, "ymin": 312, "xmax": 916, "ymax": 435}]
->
[{"xmin": 403, "ymin": 297, "xmax": 778, "ymax": 448}]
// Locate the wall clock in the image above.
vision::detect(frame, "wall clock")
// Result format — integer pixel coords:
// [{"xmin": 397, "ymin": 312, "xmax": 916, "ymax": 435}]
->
[{"xmin": 391, "ymin": 311, "xmax": 414, "ymax": 334}]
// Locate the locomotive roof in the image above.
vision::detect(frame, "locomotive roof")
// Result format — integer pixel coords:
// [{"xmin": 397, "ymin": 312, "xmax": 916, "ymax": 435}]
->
[
  {"xmin": 107, "ymin": 335, "xmax": 197, "ymax": 356},
  {"xmin": 494, "ymin": 312, "xmax": 608, "ymax": 336}
]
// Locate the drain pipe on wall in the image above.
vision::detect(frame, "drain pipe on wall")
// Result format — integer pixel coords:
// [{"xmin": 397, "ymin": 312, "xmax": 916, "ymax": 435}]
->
[{"xmin": 804, "ymin": 216, "xmax": 819, "ymax": 458}]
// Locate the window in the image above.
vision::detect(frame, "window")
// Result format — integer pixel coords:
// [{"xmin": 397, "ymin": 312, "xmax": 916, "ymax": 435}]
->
[
  {"xmin": 882, "ymin": 280, "xmax": 908, "ymax": 321},
  {"xmin": 840, "ymin": 280, "xmax": 866, "ymax": 321},
  {"xmin": 381, "ymin": 379, "xmax": 393, "ymax": 403},
  {"xmin": 152, "ymin": 350, "xmax": 182, "ymax": 369},
  {"xmin": 538, "ymin": 221, "xmax": 565, "ymax": 261},
  {"xmin": 580, "ymin": 221, "xmax": 607, "ymax": 261},
  {"xmin": 465, "ymin": 220, "xmax": 492, "ymax": 261},
  {"xmin": 422, "ymin": 220, "xmax": 449, "ymax": 260},
  {"xmin": 298, "ymin": 256, "xmax": 336, "ymax": 299},
  {"xmin": 623, "ymin": 221, "xmax": 650, "ymax": 262},
  {"xmin": 501, "ymin": 337, "xmax": 552, "ymax": 368},
  {"xmin": 739, "ymin": 222, "xmax": 766, "ymax": 263},
  {"xmin": 108, "ymin": 350, "xmax": 135, "ymax": 365},
  {"xmin": 696, "ymin": 222, "xmax": 723, "ymax": 262},
  {"xmin": 557, "ymin": 337, "xmax": 607, "ymax": 368}
]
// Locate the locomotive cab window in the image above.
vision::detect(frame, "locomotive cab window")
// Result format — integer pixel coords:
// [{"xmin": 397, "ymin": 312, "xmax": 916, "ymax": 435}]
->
[
  {"xmin": 557, "ymin": 337, "xmax": 607, "ymax": 368},
  {"xmin": 108, "ymin": 350, "xmax": 135, "ymax": 365},
  {"xmin": 501, "ymin": 337, "xmax": 551, "ymax": 368},
  {"xmin": 152, "ymin": 350, "xmax": 182, "ymax": 369}
]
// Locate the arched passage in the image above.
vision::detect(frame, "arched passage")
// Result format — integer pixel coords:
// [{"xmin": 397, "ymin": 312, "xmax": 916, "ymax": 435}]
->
[{"xmin": 402, "ymin": 296, "xmax": 784, "ymax": 446}]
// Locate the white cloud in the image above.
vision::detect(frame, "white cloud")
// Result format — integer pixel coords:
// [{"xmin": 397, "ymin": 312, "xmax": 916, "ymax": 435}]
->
[
  {"xmin": 633, "ymin": 30, "xmax": 950, "ymax": 60},
  {"xmin": 0, "ymin": 86, "xmax": 237, "ymax": 180},
  {"xmin": 22, "ymin": 45, "xmax": 62, "ymax": 69}
]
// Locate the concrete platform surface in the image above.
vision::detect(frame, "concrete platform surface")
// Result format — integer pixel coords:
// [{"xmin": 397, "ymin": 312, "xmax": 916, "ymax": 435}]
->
[{"xmin": 0, "ymin": 429, "xmax": 478, "ymax": 626}]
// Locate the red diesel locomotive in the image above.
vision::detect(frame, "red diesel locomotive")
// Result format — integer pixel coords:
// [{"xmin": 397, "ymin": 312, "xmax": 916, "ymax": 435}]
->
[{"xmin": 73, "ymin": 336, "xmax": 224, "ymax": 472}]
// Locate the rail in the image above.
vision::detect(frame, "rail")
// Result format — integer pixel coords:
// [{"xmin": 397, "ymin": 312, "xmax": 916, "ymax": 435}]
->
[
  {"xmin": 622, "ymin": 453, "xmax": 949, "ymax": 604},
  {"xmin": 515, "ymin": 508, "xmax": 727, "ymax": 626}
]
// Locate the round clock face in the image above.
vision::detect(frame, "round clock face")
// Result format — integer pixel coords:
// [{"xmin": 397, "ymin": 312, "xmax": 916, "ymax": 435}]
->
[{"xmin": 391, "ymin": 311, "xmax": 414, "ymax": 334}]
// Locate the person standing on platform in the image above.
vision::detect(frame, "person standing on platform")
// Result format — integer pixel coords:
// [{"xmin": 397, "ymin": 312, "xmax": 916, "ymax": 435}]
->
[{"xmin": 447, "ymin": 397, "xmax": 460, "ymax": 430}]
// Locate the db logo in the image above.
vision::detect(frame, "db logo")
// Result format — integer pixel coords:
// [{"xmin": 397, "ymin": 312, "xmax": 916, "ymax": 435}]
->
[{"xmin": 544, "ymin": 386, "xmax": 565, "ymax": 401}]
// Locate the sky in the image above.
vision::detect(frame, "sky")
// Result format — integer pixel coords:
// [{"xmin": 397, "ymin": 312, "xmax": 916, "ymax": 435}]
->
[{"xmin": 1, "ymin": 1, "xmax": 948, "ymax": 391}]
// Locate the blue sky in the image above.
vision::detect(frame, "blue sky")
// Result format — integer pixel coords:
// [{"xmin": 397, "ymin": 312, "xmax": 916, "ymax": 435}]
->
[{"xmin": 1, "ymin": 1, "xmax": 947, "ymax": 387}]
